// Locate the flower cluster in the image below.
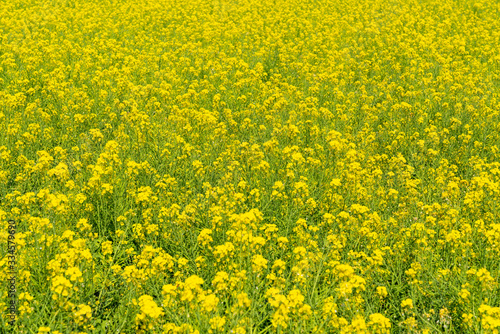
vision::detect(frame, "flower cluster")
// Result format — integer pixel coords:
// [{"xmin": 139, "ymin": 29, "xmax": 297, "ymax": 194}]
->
[{"xmin": 1, "ymin": 0, "xmax": 500, "ymax": 332}]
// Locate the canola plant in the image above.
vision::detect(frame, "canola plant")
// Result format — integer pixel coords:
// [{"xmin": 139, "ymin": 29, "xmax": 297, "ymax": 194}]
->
[{"xmin": 1, "ymin": 0, "xmax": 500, "ymax": 332}]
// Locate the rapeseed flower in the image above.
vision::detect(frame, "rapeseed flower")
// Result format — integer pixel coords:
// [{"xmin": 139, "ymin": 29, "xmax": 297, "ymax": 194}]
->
[{"xmin": 2, "ymin": 0, "xmax": 500, "ymax": 331}]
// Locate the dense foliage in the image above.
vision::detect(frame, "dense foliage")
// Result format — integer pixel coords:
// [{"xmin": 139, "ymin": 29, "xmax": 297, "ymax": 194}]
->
[{"xmin": 1, "ymin": 0, "xmax": 500, "ymax": 332}]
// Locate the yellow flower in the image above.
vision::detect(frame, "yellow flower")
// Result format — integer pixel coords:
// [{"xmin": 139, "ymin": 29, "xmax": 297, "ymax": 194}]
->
[
  {"xmin": 101, "ymin": 240, "xmax": 113, "ymax": 256},
  {"xmin": 298, "ymin": 304, "xmax": 312, "ymax": 319},
  {"xmin": 346, "ymin": 315, "xmax": 368, "ymax": 333},
  {"xmin": 330, "ymin": 178, "xmax": 341, "ymax": 187},
  {"xmin": 287, "ymin": 289, "xmax": 305, "ymax": 309},
  {"xmin": 162, "ymin": 284, "xmax": 177, "ymax": 306},
  {"xmin": 236, "ymin": 292, "xmax": 251, "ymax": 308},
  {"xmin": 459, "ymin": 289, "xmax": 470, "ymax": 300},
  {"xmin": 89, "ymin": 128, "xmax": 104, "ymax": 141},
  {"xmin": 376, "ymin": 286, "xmax": 388, "ymax": 298},
  {"xmin": 47, "ymin": 162, "xmax": 70, "ymax": 181},
  {"xmin": 200, "ymin": 293, "xmax": 219, "ymax": 313},
  {"xmin": 51, "ymin": 275, "xmax": 73, "ymax": 299},
  {"xmin": 65, "ymin": 267, "xmax": 83, "ymax": 282},
  {"xmin": 212, "ymin": 271, "xmax": 229, "ymax": 291},
  {"xmin": 213, "ymin": 242, "xmax": 235, "ymax": 262},
  {"xmin": 336, "ymin": 264, "xmax": 354, "ymax": 279},
  {"xmin": 181, "ymin": 275, "xmax": 204, "ymax": 302},
  {"xmin": 209, "ymin": 316, "xmax": 226, "ymax": 332},
  {"xmin": 197, "ymin": 229, "xmax": 213, "ymax": 247},
  {"xmin": 291, "ymin": 152, "xmax": 305, "ymax": 164},
  {"xmin": 462, "ymin": 313, "xmax": 473, "ymax": 327},
  {"xmin": 368, "ymin": 313, "xmax": 391, "ymax": 334},
  {"xmin": 137, "ymin": 295, "xmax": 164, "ymax": 319},
  {"xmin": 401, "ymin": 298, "xmax": 413, "ymax": 309},
  {"xmin": 251, "ymin": 254, "xmax": 268, "ymax": 273},
  {"xmin": 73, "ymin": 304, "xmax": 92, "ymax": 324}
]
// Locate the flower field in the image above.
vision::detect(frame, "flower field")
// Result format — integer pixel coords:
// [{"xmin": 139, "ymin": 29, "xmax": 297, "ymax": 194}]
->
[{"xmin": 1, "ymin": 0, "xmax": 500, "ymax": 332}]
